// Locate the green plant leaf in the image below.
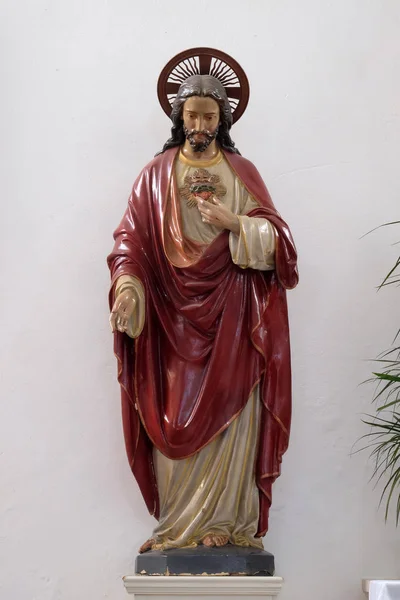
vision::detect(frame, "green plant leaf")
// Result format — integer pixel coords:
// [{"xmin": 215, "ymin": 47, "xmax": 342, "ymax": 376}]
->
[
  {"xmin": 377, "ymin": 400, "xmax": 400, "ymax": 412},
  {"xmin": 373, "ymin": 373, "xmax": 400, "ymax": 383},
  {"xmin": 378, "ymin": 257, "xmax": 400, "ymax": 290},
  {"xmin": 361, "ymin": 221, "xmax": 400, "ymax": 238},
  {"xmin": 383, "ymin": 470, "xmax": 400, "ymax": 522}
]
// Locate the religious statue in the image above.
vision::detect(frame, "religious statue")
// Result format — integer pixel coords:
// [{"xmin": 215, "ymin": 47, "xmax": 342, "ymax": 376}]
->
[{"xmin": 108, "ymin": 48, "xmax": 298, "ymax": 556}]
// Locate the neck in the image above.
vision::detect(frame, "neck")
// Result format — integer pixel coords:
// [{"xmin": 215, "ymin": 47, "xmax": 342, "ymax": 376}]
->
[{"xmin": 181, "ymin": 139, "xmax": 219, "ymax": 161}]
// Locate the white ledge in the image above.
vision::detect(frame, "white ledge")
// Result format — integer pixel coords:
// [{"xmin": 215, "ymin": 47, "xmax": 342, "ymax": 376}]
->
[
  {"xmin": 362, "ymin": 579, "xmax": 370, "ymax": 595},
  {"xmin": 362, "ymin": 579, "xmax": 400, "ymax": 598},
  {"xmin": 123, "ymin": 575, "xmax": 283, "ymax": 597}
]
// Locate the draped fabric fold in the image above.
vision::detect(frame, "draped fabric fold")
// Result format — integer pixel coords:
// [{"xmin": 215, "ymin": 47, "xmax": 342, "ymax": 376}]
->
[{"xmin": 107, "ymin": 147, "xmax": 298, "ymax": 535}]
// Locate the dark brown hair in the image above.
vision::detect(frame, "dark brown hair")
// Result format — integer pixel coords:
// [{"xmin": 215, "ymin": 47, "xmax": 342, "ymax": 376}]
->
[{"xmin": 157, "ymin": 75, "xmax": 240, "ymax": 155}]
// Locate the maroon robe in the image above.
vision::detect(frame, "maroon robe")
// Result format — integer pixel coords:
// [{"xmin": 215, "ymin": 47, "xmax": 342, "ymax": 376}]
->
[{"xmin": 108, "ymin": 147, "xmax": 298, "ymax": 536}]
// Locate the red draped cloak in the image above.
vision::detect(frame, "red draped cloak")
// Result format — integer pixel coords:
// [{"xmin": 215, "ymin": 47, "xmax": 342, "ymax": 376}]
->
[{"xmin": 107, "ymin": 147, "xmax": 298, "ymax": 536}]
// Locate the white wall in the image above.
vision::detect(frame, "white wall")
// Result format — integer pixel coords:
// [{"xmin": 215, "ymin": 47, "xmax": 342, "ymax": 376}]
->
[{"xmin": 1, "ymin": 1, "xmax": 400, "ymax": 599}]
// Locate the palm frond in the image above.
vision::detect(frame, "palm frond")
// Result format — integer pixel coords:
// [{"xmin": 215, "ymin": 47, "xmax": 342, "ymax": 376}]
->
[
  {"xmin": 360, "ymin": 221, "xmax": 400, "ymax": 238},
  {"xmin": 360, "ymin": 219, "xmax": 400, "ymax": 523}
]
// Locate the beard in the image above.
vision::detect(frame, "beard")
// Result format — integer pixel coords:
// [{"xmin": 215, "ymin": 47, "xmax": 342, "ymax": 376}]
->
[{"xmin": 183, "ymin": 125, "xmax": 219, "ymax": 152}]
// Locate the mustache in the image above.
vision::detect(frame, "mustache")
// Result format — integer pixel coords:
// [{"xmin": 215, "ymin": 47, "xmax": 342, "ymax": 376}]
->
[{"xmin": 185, "ymin": 128, "xmax": 216, "ymax": 140}]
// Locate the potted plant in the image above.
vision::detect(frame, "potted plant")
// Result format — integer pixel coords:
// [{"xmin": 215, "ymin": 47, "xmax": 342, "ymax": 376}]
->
[{"xmin": 361, "ymin": 221, "xmax": 400, "ymax": 524}]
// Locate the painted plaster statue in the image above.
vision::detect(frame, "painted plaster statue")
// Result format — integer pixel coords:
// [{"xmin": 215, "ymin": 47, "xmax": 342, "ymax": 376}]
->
[{"xmin": 108, "ymin": 48, "xmax": 298, "ymax": 554}]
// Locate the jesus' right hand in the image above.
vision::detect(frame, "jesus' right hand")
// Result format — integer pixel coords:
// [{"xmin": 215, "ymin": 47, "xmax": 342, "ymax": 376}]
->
[{"xmin": 109, "ymin": 290, "xmax": 137, "ymax": 334}]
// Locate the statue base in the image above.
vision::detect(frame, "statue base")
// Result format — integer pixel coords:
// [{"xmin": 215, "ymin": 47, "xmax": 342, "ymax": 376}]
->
[
  {"xmin": 123, "ymin": 575, "xmax": 283, "ymax": 599},
  {"xmin": 135, "ymin": 546, "xmax": 275, "ymax": 576}
]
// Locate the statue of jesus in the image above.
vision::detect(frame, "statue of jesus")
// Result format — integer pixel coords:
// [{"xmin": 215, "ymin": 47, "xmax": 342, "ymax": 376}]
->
[{"xmin": 108, "ymin": 49, "xmax": 298, "ymax": 554}]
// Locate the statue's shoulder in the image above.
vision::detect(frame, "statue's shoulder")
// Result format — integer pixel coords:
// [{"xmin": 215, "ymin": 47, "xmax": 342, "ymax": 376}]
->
[
  {"xmin": 139, "ymin": 148, "xmax": 178, "ymax": 176},
  {"xmin": 224, "ymin": 151, "xmax": 263, "ymax": 181},
  {"xmin": 130, "ymin": 148, "xmax": 178, "ymax": 199},
  {"xmin": 141, "ymin": 153, "xmax": 164, "ymax": 172}
]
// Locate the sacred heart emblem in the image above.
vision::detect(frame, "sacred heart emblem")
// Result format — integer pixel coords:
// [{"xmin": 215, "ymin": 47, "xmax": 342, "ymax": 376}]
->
[{"xmin": 179, "ymin": 168, "xmax": 227, "ymax": 208}]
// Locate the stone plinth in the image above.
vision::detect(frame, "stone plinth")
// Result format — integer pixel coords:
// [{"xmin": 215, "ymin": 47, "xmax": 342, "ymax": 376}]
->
[
  {"xmin": 136, "ymin": 546, "xmax": 275, "ymax": 576},
  {"xmin": 123, "ymin": 575, "xmax": 283, "ymax": 600}
]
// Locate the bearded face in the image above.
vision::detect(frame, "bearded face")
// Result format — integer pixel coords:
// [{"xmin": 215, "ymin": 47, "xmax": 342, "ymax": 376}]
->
[
  {"xmin": 181, "ymin": 96, "xmax": 220, "ymax": 153},
  {"xmin": 183, "ymin": 125, "xmax": 219, "ymax": 152}
]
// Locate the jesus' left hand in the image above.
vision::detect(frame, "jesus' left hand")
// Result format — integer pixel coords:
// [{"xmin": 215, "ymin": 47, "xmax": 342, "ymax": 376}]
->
[{"xmin": 197, "ymin": 196, "xmax": 240, "ymax": 234}]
